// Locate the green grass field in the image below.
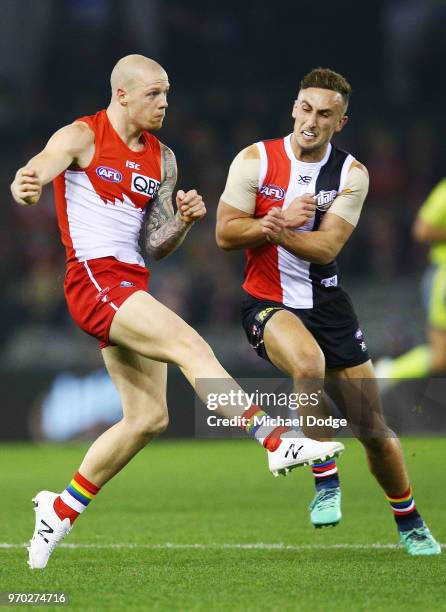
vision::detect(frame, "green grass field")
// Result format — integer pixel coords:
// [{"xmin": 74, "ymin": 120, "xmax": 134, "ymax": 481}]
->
[{"xmin": 1, "ymin": 438, "xmax": 445, "ymax": 611}]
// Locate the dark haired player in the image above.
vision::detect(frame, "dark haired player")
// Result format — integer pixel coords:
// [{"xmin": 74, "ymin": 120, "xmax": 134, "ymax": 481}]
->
[{"xmin": 216, "ymin": 67, "xmax": 440, "ymax": 555}]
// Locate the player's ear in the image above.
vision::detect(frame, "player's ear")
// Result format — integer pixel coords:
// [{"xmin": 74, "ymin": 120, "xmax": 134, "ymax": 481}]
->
[
  {"xmin": 335, "ymin": 114, "xmax": 349, "ymax": 133},
  {"xmin": 116, "ymin": 87, "xmax": 128, "ymax": 106},
  {"xmin": 291, "ymin": 99, "xmax": 299, "ymax": 119}
]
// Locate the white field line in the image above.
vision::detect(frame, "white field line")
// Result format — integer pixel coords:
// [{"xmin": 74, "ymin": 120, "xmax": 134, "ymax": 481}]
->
[{"xmin": 0, "ymin": 542, "xmax": 445, "ymax": 550}]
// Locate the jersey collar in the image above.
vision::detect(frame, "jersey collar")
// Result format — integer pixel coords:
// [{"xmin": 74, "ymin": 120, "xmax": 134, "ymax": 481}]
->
[{"xmin": 284, "ymin": 134, "xmax": 332, "ymax": 167}]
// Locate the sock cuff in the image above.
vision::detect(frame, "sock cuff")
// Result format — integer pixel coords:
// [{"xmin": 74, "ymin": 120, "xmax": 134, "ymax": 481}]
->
[
  {"xmin": 312, "ymin": 459, "xmax": 337, "ymax": 473},
  {"xmin": 386, "ymin": 485, "xmax": 412, "ymax": 502},
  {"xmin": 243, "ymin": 405, "xmax": 264, "ymax": 420},
  {"xmin": 242, "ymin": 407, "xmax": 267, "ymax": 435},
  {"xmin": 74, "ymin": 471, "xmax": 100, "ymax": 495}
]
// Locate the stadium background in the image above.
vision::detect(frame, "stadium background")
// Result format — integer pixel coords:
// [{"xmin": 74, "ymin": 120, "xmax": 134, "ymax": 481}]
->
[
  {"xmin": 1, "ymin": 0, "xmax": 446, "ymax": 439},
  {"xmin": 1, "ymin": 3, "xmax": 446, "ymax": 610}
]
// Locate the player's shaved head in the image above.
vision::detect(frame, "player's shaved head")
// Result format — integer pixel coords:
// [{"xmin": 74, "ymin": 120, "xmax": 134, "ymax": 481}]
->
[
  {"xmin": 107, "ymin": 54, "xmax": 169, "ymax": 132},
  {"xmin": 110, "ymin": 55, "xmax": 167, "ymax": 93}
]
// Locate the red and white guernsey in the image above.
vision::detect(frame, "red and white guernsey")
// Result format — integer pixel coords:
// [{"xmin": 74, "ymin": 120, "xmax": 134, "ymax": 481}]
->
[
  {"xmin": 53, "ymin": 110, "xmax": 162, "ymax": 270},
  {"xmin": 243, "ymin": 134, "xmax": 354, "ymax": 309}
]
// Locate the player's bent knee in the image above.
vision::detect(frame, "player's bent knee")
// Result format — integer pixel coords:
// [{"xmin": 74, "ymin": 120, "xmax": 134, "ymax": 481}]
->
[
  {"xmin": 125, "ymin": 411, "xmax": 169, "ymax": 439},
  {"xmin": 361, "ymin": 435, "xmax": 398, "ymax": 454},
  {"xmin": 178, "ymin": 333, "xmax": 216, "ymax": 366},
  {"xmin": 150, "ymin": 412, "xmax": 169, "ymax": 436},
  {"xmin": 289, "ymin": 350, "xmax": 325, "ymax": 380}
]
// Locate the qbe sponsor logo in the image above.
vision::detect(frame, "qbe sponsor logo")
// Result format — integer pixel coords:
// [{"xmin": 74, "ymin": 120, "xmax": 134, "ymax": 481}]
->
[
  {"xmin": 96, "ymin": 166, "xmax": 122, "ymax": 183},
  {"xmin": 131, "ymin": 173, "xmax": 160, "ymax": 198}
]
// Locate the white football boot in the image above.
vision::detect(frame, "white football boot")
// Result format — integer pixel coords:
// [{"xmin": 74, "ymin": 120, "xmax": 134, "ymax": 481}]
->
[
  {"xmin": 28, "ymin": 491, "xmax": 71, "ymax": 569},
  {"xmin": 267, "ymin": 437, "xmax": 344, "ymax": 477}
]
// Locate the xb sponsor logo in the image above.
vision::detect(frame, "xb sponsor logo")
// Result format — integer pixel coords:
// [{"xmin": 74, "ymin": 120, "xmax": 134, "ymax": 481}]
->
[
  {"xmin": 316, "ymin": 189, "xmax": 337, "ymax": 211},
  {"xmin": 297, "ymin": 175, "xmax": 312, "ymax": 185},
  {"xmin": 260, "ymin": 184, "xmax": 285, "ymax": 201},
  {"xmin": 96, "ymin": 166, "xmax": 122, "ymax": 183},
  {"xmin": 131, "ymin": 173, "xmax": 160, "ymax": 198}
]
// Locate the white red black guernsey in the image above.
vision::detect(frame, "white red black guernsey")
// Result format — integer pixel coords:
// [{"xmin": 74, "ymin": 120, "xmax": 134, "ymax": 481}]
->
[{"xmin": 242, "ymin": 134, "xmax": 354, "ymax": 309}]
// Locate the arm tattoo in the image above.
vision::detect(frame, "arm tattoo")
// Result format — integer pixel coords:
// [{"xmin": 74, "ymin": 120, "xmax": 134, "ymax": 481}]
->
[{"xmin": 145, "ymin": 145, "xmax": 192, "ymax": 260}]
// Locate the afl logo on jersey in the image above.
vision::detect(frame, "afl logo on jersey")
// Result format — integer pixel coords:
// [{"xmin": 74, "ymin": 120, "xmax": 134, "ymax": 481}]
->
[
  {"xmin": 96, "ymin": 166, "xmax": 123, "ymax": 183},
  {"xmin": 131, "ymin": 173, "xmax": 161, "ymax": 198},
  {"xmin": 259, "ymin": 184, "xmax": 285, "ymax": 201},
  {"xmin": 315, "ymin": 190, "xmax": 337, "ymax": 211}
]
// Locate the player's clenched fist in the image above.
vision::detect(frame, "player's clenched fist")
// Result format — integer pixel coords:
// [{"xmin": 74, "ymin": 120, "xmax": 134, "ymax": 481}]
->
[
  {"xmin": 282, "ymin": 193, "xmax": 316, "ymax": 228},
  {"xmin": 11, "ymin": 167, "xmax": 42, "ymax": 206},
  {"xmin": 176, "ymin": 189, "xmax": 206, "ymax": 223},
  {"xmin": 261, "ymin": 207, "xmax": 287, "ymax": 243}
]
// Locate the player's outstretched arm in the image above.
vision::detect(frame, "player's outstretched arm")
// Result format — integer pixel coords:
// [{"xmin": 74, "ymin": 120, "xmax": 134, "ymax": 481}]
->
[
  {"xmin": 145, "ymin": 144, "xmax": 206, "ymax": 260},
  {"xmin": 10, "ymin": 122, "xmax": 94, "ymax": 206}
]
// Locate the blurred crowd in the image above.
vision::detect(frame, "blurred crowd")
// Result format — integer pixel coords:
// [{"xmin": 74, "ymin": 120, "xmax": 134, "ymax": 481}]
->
[{"xmin": 2, "ymin": 0, "xmax": 446, "ymax": 369}]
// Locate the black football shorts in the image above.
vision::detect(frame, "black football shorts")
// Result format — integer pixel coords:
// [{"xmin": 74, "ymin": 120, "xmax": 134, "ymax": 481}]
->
[{"xmin": 241, "ymin": 290, "xmax": 370, "ymax": 370}]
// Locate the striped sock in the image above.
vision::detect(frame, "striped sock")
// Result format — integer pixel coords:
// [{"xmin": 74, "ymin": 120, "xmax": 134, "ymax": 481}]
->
[
  {"xmin": 241, "ymin": 406, "xmax": 291, "ymax": 451},
  {"xmin": 53, "ymin": 471, "xmax": 100, "ymax": 525},
  {"xmin": 312, "ymin": 459, "xmax": 340, "ymax": 491},
  {"xmin": 386, "ymin": 486, "xmax": 423, "ymax": 531}
]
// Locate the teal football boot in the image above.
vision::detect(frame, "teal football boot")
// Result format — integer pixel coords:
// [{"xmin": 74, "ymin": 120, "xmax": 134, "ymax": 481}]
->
[
  {"xmin": 309, "ymin": 486, "xmax": 342, "ymax": 528},
  {"xmin": 399, "ymin": 524, "xmax": 441, "ymax": 556}
]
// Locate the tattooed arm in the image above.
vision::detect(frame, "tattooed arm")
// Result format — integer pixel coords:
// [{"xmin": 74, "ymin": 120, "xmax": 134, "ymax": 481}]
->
[{"xmin": 145, "ymin": 144, "xmax": 206, "ymax": 260}]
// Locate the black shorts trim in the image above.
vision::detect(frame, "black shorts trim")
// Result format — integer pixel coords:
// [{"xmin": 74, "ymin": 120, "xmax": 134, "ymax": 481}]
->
[{"xmin": 241, "ymin": 291, "xmax": 370, "ymax": 370}]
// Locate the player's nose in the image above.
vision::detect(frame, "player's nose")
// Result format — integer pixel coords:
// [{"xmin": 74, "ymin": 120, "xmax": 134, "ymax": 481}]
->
[{"xmin": 306, "ymin": 114, "xmax": 317, "ymax": 128}]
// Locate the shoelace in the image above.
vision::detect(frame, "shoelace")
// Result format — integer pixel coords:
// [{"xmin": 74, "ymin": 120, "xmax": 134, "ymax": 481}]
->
[
  {"xmin": 311, "ymin": 488, "xmax": 339, "ymax": 511},
  {"xmin": 403, "ymin": 527, "xmax": 432, "ymax": 549},
  {"xmin": 39, "ymin": 524, "xmax": 71, "ymax": 554}
]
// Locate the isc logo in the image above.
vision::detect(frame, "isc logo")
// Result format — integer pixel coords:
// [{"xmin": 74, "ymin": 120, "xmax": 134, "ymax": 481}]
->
[
  {"xmin": 260, "ymin": 184, "xmax": 285, "ymax": 201},
  {"xmin": 96, "ymin": 166, "xmax": 123, "ymax": 183},
  {"xmin": 131, "ymin": 173, "xmax": 160, "ymax": 198},
  {"xmin": 126, "ymin": 160, "xmax": 141, "ymax": 170}
]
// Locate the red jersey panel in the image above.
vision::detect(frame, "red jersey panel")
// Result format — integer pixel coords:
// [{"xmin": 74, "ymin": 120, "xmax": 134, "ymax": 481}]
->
[
  {"xmin": 53, "ymin": 109, "xmax": 162, "ymax": 269},
  {"xmin": 243, "ymin": 138, "xmax": 291, "ymax": 303}
]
